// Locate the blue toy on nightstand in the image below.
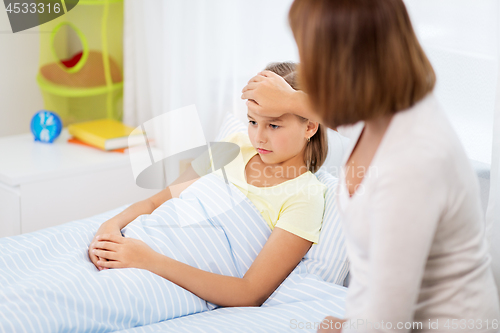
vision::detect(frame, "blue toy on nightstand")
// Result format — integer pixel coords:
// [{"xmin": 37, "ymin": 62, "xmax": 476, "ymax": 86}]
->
[{"xmin": 30, "ymin": 110, "xmax": 63, "ymax": 143}]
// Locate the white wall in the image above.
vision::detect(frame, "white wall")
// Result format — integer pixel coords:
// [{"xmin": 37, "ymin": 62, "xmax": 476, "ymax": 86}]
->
[
  {"xmin": 404, "ymin": 0, "xmax": 499, "ymax": 165},
  {"xmin": 0, "ymin": 9, "xmax": 44, "ymax": 137}
]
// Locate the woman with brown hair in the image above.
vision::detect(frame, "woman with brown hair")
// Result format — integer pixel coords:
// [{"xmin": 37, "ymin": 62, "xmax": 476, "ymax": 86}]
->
[{"xmin": 241, "ymin": 0, "xmax": 500, "ymax": 332}]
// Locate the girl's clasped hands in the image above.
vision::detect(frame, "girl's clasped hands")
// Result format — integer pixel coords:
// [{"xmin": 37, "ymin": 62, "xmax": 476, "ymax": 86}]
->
[{"xmin": 90, "ymin": 234, "xmax": 157, "ymax": 271}]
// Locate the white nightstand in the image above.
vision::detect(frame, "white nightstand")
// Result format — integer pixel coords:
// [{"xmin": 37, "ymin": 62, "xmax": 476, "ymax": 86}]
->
[{"xmin": 0, "ymin": 128, "xmax": 158, "ymax": 238}]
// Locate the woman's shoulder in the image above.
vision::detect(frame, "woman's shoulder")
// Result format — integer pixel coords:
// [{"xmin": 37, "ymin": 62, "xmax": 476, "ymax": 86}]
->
[
  {"xmin": 371, "ymin": 93, "xmax": 477, "ymax": 196},
  {"xmin": 379, "ymin": 93, "xmax": 467, "ymax": 170},
  {"xmin": 389, "ymin": 93, "xmax": 460, "ymax": 153}
]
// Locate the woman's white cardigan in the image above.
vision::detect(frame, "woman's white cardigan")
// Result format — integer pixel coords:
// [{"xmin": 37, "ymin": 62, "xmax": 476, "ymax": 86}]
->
[{"xmin": 337, "ymin": 93, "xmax": 500, "ymax": 333}]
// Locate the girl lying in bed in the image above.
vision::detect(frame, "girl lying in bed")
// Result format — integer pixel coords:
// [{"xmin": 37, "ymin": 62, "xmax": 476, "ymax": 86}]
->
[{"xmin": 88, "ymin": 62, "xmax": 329, "ymax": 307}]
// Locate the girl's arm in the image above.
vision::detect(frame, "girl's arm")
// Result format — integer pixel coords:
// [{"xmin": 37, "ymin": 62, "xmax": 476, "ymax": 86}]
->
[
  {"xmin": 95, "ymin": 226, "xmax": 312, "ymax": 307},
  {"xmin": 89, "ymin": 165, "xmax": 200, "ymax": 269},
  {"xmin": 147, "ymin": 164, "xmax": 201, "ymax": 212},
  {"xmin": 103, "ymin": 164, "xmax": 201, "ymax": 230}
]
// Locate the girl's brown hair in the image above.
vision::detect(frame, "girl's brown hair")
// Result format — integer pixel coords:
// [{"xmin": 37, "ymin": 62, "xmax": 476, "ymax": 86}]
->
[
  {"xmin": 264, "ymin": 62, "xmax": 328, "ymax": 173},
  {"xmin": 288, "ymin": 0, "xmax": 436, "ymax": 128}
]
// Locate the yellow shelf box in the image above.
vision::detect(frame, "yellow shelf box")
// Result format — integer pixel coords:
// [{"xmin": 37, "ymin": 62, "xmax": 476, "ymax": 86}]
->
[{"xmin": 37, "ymin": 0, "xmax": 124, "ymax": 126}]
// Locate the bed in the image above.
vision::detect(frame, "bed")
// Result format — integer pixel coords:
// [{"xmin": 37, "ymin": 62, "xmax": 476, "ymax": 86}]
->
[
  {"xmin": 0, "ymin": 161, "xmax": 349, "ymax": 333},
  {"xmin": 2, "ymin": 111, "xmax": 493, "ymax": 332}
]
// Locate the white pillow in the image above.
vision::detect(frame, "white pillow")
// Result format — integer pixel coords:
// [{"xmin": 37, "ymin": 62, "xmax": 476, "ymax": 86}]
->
[
  {"xmin": 214, "ymin": 112, "xmax": 349, "ymax": 285},
  {"xmin": 322, "ymin": 129, "xmax": 350, "ymax": 178},
  {"xmin": 214, "ymin": 112, "xmax": 247, "ymax": 141},
  {"xmin": 303, "ymin": 169, "xmax": 348, "ymax": 285}
]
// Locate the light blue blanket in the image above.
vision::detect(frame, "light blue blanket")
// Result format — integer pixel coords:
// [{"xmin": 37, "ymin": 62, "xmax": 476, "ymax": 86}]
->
[{"xmin": 0, "ymin": 173, "xmax": 346, "ymax": 332}]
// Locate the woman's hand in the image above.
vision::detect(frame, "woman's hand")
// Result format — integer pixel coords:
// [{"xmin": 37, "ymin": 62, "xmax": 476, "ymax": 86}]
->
[
  {"xmin": 89, "ymin": 221, "xmax": 123, "ymax": 271},
  {"xmin": 240, "ymin": 70, "xmax": 300, "ymax": 117},
  {"xmin": 91, "ymin": 234, "xmax": 157, "ymax": 271},
  {"xmin": 317, "ymin": 316, "xmax": 346, "ymax": 333}
]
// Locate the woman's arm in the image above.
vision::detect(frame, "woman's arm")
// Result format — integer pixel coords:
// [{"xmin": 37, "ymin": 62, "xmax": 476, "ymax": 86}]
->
[
  {"xmin": 241, "ymin": 70, "xmax": 322, "ymax": 123},
  {"xmin": 94, "ymin": 227, "xmax": 312, "ymax": 307}
]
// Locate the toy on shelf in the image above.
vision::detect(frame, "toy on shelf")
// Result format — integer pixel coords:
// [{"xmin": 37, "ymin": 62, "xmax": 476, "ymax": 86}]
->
[
  {"xmin": 36, "ymin": 0, "xmax": 124, "ymax": 127},
  {"xmin": 30, "ymin": 110, "xmax": 63, "ymax": 143},
  {"xmin": 40, "ymin": 50, "xmax": 122, "ymax": 88}
]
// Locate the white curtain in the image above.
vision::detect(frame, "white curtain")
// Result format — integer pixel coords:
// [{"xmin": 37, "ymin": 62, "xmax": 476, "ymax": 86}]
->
[
  {"xmin": 404, "ymin": 0, "xmax": 498, "ymax": 166},
  {"xmin": 123, "ymin": 0, "xmax": 298, "ymax": 140},
  {"xmin": 123, "ymin": 0, "xmax": 299, "ymax": 185}
]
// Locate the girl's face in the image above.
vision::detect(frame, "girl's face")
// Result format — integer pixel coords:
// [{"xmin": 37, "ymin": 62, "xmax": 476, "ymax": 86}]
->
[{"xmin": 247, "ymin": 109, "xmax": 318, "ymax": 166}]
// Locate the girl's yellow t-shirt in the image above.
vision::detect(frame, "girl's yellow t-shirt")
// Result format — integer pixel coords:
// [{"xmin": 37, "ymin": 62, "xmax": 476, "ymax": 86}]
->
[{"xmin": 190, "ymin": 132, "xmax": 327, "ymax": 244}]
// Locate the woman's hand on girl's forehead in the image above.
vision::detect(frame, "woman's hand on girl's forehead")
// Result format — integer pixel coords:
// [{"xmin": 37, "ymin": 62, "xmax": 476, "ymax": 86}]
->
[{"xmin": 241, "ymin": 70, "xmax": 296, "ymax": 118}]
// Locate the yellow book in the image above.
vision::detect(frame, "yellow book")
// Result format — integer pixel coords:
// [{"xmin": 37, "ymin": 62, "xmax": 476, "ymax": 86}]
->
[{"xmin": 67, "ymin": 119, "xmax": 144, "ymax": 151}]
